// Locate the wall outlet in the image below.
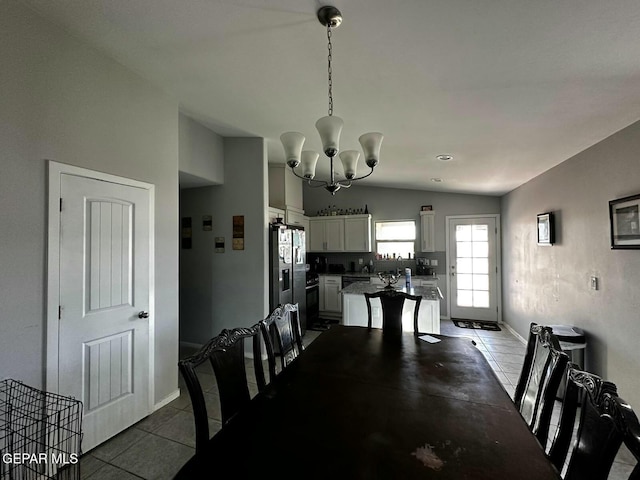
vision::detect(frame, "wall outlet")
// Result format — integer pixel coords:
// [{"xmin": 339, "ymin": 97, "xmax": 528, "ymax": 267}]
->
[
  {"xmin": 358, "ymin": 258, "xmax": 363, "ymax": 265},
  {"xmin": 431, "ymin": 259, "xmax": 438, "ymax": 266},
  {"xmin": 590, "ymin": 276, "xmax": 598, "ymax": 290}
]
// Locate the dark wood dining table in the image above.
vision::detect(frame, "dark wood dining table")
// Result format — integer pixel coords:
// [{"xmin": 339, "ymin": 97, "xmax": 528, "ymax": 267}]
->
[{"xmin": 174, "ymin": 326, "xmax": 561, "ymax": 479}]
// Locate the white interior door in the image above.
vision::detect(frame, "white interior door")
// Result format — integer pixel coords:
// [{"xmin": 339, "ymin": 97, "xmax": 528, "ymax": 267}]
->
[
  {"xmin": 58, "ymin": 173, "xmax": 152, "ymax": 451},
  {"xmin": 447, "ymin": 216, "xmax": 500, "ymax": 323}
]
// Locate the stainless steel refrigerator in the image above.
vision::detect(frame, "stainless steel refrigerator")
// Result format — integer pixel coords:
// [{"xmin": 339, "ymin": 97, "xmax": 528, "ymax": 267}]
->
[{"xmin": 269, "ymin": 224, "xmax": 306, "ymax": 334}]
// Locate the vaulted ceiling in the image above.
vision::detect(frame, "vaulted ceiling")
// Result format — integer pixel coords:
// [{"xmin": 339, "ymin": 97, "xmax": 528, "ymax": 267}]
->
[{"xmin": 24, "ymin": 0, "xmax": 640, "ymax": 195}]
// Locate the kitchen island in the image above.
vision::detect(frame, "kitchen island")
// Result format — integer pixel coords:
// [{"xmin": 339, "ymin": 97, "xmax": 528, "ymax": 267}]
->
[{"xmin": 341, "ymin": 282, "xmax": 441, "ymax": 334}]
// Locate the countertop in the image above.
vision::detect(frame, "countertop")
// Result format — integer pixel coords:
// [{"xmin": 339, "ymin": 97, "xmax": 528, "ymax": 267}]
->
[
  {"xmin": 341, "ymin": 282, "xmax": 442, "ymax": 300},
  {"xmin": 317, "ymin": 272, "xmax": 440, "ymax": 281}
]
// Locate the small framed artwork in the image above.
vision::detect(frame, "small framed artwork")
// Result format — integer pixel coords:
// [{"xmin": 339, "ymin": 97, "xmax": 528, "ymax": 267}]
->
[
  {"xmin": 609, "ymin": 194, "xmax": 640, "ymax": 249},
  {"xmin": 537, "ymin": 212, "xmax": 555, "ymax": 246},
  {"xmin": 421, "ymin": 205, "xmax": 433, "ymax": 211}
]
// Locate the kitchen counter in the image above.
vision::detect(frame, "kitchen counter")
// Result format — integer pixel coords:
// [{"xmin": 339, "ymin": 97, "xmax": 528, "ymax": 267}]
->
[
  {"xmin": 341, "ymin": 283, "xmax": 441, "ymax": 334},
  {"xmin": 318, "ymin": 272, "xmax": 440, "ymax": 281},
  {"xmin": 340, "ymin": 282, "xmax": 442, "ymax": 300}
]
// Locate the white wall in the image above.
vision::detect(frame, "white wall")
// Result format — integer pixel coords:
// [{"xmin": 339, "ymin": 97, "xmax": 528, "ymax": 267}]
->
[
  {"xmin": 180, "ymin": 138, "xmax": 269, "ymax": 344},
  {"xmin": 0, "ymin": 3, "xmax": 179, "ymax": 406},
  {"xmin": 179, "ymin": 113, "xmax": 224, "ymax": 186},
  {"xmin": 501, "ymin": 119, "xmax": 640, "ymax": 408}
]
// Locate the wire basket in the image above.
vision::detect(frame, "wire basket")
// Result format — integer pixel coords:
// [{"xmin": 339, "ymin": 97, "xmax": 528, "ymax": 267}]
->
[{"xmin": 0, "ymin": 380, "xmax": 82, "ymax": 479}]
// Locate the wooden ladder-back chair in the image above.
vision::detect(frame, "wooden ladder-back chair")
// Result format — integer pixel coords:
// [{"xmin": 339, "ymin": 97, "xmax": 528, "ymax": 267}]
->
[
  {"xmin": 514, "ymin": 323, "xmax": 569, "ymax": 446},
  {"xmin": 364, "ymin": 289, "xmax": 422, "ymax": 335},
  {"xmin": 549, "ymin": 367, "xmax": 620, "ymax": 480},
  {"xmin": 260, "ymin": 303, "xmax": 303, "ymax": 374},
  {"xmin": 178, "ymin": 326, "xmax": 265, "ymax": 453}
]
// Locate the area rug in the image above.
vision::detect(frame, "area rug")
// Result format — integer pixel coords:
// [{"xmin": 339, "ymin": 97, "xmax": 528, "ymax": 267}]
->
[{"xmin": 452, "ymin": 319, "xmax": 501, "ymax": 331}]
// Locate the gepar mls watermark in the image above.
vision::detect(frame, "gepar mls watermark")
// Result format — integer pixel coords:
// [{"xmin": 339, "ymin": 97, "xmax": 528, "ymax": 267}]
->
[{"xmin": 2, "ymin": 452, "xmax": 79, "ymax": 466}]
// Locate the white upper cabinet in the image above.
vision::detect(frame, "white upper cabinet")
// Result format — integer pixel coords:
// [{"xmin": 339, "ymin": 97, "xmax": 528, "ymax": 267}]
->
[
  {"xmin": 344, "ymin": 215, "xmax": 372, "ymax": 252},
  {"xmin": 268, "ymin": 164, "xmax": 303, "ymax": 211},
  {"xmin": 308, "ymin": 215, "xmax": 371, "ymax": 252},
  {"xmin": 309, "ymin": 217, "xmax": 345, "ymax": 252},
  {"xmin": 420, "ymin": 211, "xmax": 436, "ymax": 252}
]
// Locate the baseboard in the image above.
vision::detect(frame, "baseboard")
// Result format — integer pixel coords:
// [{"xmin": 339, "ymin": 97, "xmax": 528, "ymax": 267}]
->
[
  {"xmin": 153, "ymin": 388, "xmax": 181, "ymax": 411},
  {"xmin": 503, "ymin": 323, "xmax": 527, "ymax": 345}
]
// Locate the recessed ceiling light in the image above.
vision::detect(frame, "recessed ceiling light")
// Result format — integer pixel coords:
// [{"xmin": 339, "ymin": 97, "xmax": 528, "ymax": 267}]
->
[
  {"xmin": 436, "ymin": 154, "xmax": 453, "ymax": 162},
  {"xmin": 431, "ymin": 178, "xmax": 443, "ymax": 183}
]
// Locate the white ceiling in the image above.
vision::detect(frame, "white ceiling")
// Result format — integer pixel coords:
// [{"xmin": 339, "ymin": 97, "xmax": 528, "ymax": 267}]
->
[{"xmin": 24, "ymin": 0, "xmax": 640, "ymax": 195}]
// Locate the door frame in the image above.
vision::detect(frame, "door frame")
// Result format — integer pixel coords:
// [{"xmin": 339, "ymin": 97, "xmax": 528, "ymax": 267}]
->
[
  {"xmin": 445, "ymin": 214, "xmax": 502, "ymax": 323},
  {"xmin": 46, "ymin": 161, "xmax": 155, "ymax": 410}
]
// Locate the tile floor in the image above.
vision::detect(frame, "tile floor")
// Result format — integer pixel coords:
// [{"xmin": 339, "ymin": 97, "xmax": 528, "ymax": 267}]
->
[{"xmin": 78, "ymin": 321, "xmax": 636, "ymax": 479}]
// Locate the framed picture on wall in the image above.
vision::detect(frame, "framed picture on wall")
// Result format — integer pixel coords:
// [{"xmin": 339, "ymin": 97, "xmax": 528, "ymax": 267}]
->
[
  {"xmin": 609, "ymin": 194, "xmax": 640, "ymax": 249},
  {"xmin": 537, "ymin": 212, "xmax": 555, "ymax": 246}
]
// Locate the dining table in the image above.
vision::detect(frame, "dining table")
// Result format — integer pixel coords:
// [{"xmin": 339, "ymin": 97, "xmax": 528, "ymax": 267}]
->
[{"xmin": 174, "ymin": 326, "xmax": 561, "ymax": 479}]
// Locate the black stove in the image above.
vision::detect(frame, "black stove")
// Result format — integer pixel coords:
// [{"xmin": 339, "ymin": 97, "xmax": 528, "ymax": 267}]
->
[{"xmin": 306, "ymin": 272, "xmax": 319, "ymax": 287}]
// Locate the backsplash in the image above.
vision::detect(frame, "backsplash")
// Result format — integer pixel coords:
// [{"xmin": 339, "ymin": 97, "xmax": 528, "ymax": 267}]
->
[{"xmin": 308, "ymin": 251, "xmax": 446, "ymax": 275}]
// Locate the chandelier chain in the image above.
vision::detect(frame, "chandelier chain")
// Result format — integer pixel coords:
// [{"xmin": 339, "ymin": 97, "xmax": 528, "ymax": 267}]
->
[{"xmin": 327, "ymin": 25, "xmax": 333, "ymax": 117}]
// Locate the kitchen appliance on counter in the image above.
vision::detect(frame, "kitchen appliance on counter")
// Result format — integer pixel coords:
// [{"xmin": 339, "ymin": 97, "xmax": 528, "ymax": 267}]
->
[
  {"xmin": 311, "ymin": 255, "xmax": 328, "ymax": 273},
  {"xmin": 416, "ymin": 258, "xmax": 434, "ymax": 276},
  {"xmin": 269, "ymin": 224, "xmax": 307, "ymax": 334},
  {"xmin": 328, "ymin": 263, "xmax": 346, "ymax": 274}
]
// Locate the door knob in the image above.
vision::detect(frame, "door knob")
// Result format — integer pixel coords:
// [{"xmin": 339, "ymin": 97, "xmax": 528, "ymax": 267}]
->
[{"xmin": 138, "ymin": 311, "xmax": 149, "ymax": 319}]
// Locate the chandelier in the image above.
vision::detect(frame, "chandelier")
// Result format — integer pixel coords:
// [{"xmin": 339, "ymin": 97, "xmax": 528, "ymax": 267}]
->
[{"xmin": 280, "ymin": 6, "xmax": 383, "ymax": 195}]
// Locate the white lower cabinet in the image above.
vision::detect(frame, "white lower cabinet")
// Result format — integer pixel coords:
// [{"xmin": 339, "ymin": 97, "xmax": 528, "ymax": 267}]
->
[{"xmin": 319, "ymin": 275, "xmax": 342, "ymax": 320}]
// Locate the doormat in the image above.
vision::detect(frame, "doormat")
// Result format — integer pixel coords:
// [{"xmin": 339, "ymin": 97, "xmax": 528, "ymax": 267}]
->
[{"xmin": 452, "ymin": 320, "xmax": 501, "ymax": 331}]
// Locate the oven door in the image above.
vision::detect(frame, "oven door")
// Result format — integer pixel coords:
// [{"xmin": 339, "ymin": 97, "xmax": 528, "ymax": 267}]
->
[{"xmin": 305, "ymin": 284, "xmax": 319, "ymax": 329}]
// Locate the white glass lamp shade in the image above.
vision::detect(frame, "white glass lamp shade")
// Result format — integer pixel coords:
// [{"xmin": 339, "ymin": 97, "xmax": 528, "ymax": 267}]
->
[
  {"xmin": 359, "ymin": 132, "xmax": 383, "ymax": 168},
  {"xmin": 339, "ymin": 150, "xmax": 360, "ymax": 180},
  {"xmin": 281, "ymin": 132, "xmax": 305, "ymax": 168},
  {"xmin": 301, "ymin": 151, "xmax": 319, "ymax": 179},
  {"xmin": 315, "ymin": 116, "xmax": 343, "ymax": 157}
]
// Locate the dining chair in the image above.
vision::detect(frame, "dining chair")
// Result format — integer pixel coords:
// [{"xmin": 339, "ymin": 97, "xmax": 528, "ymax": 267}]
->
[
  {"xmin": 555, "ymin": 368, "xmax": 622, "ymax": 480},
  {"xmin": 546, "ymin": 362, "xmax": 581, "ymax": 470},
  {"xmin": 178, "ymin": 325, "xmax": 265, "ymax": 453},
  {"xmin": 606, "ymin": 395, "xmax": 640, "ymax": 480},
  {"xmin": 364, "ymin": 289, "xmax": 422, "ymax": 335},
  {"xmin": 260, "ymin": 303, "xmax": 303, "ymax": 374},
  {"xmin": 514, "ymin": 323, "xmax": 569, "ymax": 447}
]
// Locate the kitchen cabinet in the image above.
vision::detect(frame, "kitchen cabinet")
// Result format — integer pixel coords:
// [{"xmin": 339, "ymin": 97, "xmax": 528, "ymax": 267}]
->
[
  {"xmin": 309, "ymin": 217, "xmax": 344, "ymax": 252},
  {"xmin": 269, "ymin": 164, "xmax": 303, "ymax": 211},
  {"xmin": 267, "ymin": 207, "xmax": 285, "ymax": 225},
  {"xmin": 308, "ymin": 214, "xmax": 371, "ymax": 252},
  {"xmin": 420, "ymin": 211, "xmax": 435, "ymax": 252},
  {"xmin": 344, "ymin": 215, "xmax": 371, "ymax": 252},
  {"xmin": 319, "ymin": 275, "xmax": 342, "ymax": 320},
  {"xmin": 285, "ymin": 209, "xmax": 310, "ymax": 251},
  {"xmin": 285, "ymin": 208, "xmax": 306, "ymax": 227}
]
